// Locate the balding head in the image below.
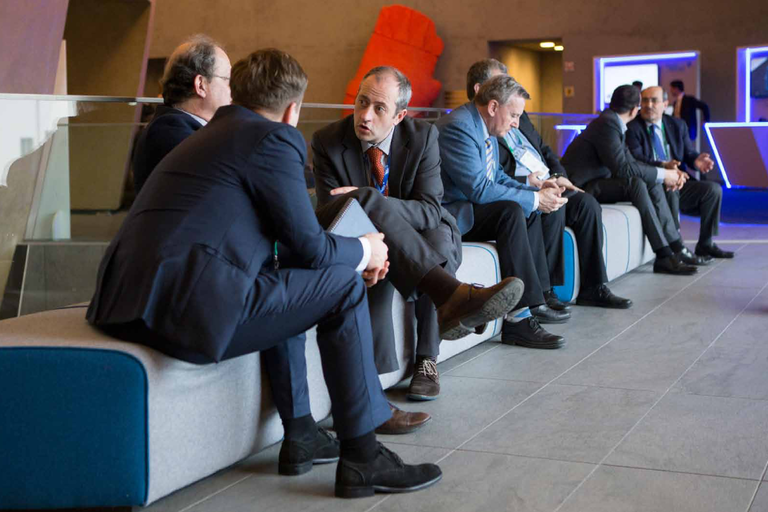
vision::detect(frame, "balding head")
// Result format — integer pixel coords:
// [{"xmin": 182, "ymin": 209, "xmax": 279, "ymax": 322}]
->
[{"xmin": 640, "ymin": 86, "xmax": 668, "ymax": 123}]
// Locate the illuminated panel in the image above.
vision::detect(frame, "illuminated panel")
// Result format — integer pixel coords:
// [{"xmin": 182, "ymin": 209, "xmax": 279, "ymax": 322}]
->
[
  {"xmin": 705, "ymin": 122, "xmax": 768, "ymax": 189},
  {"xmin": 596, "ymin": 52, "xmax": 698, "ymax": 112},
  {"xmin": 745, "ymin": 47, "xmax": 768, "ymax": 122}
]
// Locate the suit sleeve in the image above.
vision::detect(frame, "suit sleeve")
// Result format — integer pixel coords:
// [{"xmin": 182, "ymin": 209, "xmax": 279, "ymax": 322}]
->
[
  {"xmin": 250, "ymin": 127, "xmax": 362, "ymax": 269},
  {"xmin": 384, "ymin": 124, "xmax": 443, "ymax": 231},
  {"xmin": 311, "ymin": 132, "xmax": 343, "ymax": 207},
  {"xmin": 695, "ymin": 98, "xmax": 711, "ymax": 123},
  {"xmin": 593, "ymin": 119, "xmax": 657, "ymax": 186},
  {"xmin": 438, "ymin": 119, "xmax": 536, "ymax": 216},
  {"xmin": 680, "ymin": 123, "xmax": 700, "ymax": 170}
]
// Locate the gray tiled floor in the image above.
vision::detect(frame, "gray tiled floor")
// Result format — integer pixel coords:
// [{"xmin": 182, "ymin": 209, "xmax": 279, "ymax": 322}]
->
[{"xmin": 140, "ymin": 221, "xmax": 768, "ymax": 512}]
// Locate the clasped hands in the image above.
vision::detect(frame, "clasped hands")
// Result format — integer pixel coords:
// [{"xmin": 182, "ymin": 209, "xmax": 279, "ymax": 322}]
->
[{"xmin": 531, "ymin": 173, "xmax": 579, "ymax": 214}]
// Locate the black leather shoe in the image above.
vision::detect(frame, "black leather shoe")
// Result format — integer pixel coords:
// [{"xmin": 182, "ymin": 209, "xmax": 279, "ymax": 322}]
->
[
  {"xmin": 576, "ymin": 284, "xmax": 633, "ymax": 309},
  {"xmin": 696, "ymin": 243, "xmax": 735, "ymax": 259},
  {"xmin": 653, "ymin": 255, "xmax": 697, "ymax": 275},
  {"xmin": 279, "ymin": 426, "xmax": 340, "ymax": 476},
  {"xmin": 335, "ymin": 443, "xmax": 443, "ymax": 498},
  {"xmin": 501, "ymin": 317, "xmax": 565, "ymax": 349},
  {"xmin": 530, "ymin": 304, "xmax": 571, "ymax": 324},
  {"xmin": 677, "ymin": 246, "xmax": 712, "ymax": 266},
  {"xmin": 544, "ymin": 289, "xmax": 571, "ymax": 311}
]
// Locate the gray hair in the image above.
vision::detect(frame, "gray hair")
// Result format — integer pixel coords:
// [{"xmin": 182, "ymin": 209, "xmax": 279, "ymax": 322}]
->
[
  {"xmin": 466, "ymin": 59, "xmax": 508, "ymax": 100},
  {"xmin": 474, "ymin": 74, "xmax": 530, "ymax": 107},
  {"xmin": 161, "ymin": 34, "xmax": 221, "ymax": 107},
  {"xmin": 361, "ymin": 66, "xmax": 412, "ymax": 112}
]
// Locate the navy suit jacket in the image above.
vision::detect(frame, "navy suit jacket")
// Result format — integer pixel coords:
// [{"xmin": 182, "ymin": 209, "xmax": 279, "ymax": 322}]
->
[
  {"xmin": 88, "ymin": 105, "xmax": 363, "ymax": 363},
  {"xmin": 560, "ymin": 109, "xmax": 659, "ymax": 189},
  {"xmin": 626, "ymin": 114, "xmax": 700, "ymax": 172},
  {"xmin": 132, "ymin": 105, "xmax": 203, "ymax": 194},
  {"xmin": 435, "ymin": 102, "xmax": 537, "ymax": 234},
  {"xmin": 675, "ymin": 94, "xmax": 710, "ymax": 141}
]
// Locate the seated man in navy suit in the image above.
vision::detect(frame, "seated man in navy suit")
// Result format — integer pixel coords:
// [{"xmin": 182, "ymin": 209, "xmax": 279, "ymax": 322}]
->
[
  {"xmin": 88, "ymin": 48, "xmax": 442, "ymax": 498},
  {"xmin": 131, "ymin": 36, "xmax": 339, "ymax": 476},
  {"xmin": 313, "ymin": 66, "xmax": 465, "ymax": 405},
  {"xmin": 626, "ymin": 86, "xmax": 733, "ymax": 259},
  {"xmin": 132, "ymin": 35, "xmax": 232, "ymax": 194},
  {"xmin": 471, "ymin": 59, "xmax": 631, "ymax": 310},
  {"xmin": 436, "ymin": 74, "xmax": 568, "ymax": 350}
]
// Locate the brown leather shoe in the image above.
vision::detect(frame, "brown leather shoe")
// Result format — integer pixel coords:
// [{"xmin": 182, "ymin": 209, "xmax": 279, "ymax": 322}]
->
[
  {"xmin": 407, "ymin": 357, "xmax": 440, "ymax": 401},
  {"xmin": 374, "ymin": 403, "xmax": 431, "ymax": 435},
  {"xmin": 437, "ymin": 277, "xmax": 525, "ymax": 340}
]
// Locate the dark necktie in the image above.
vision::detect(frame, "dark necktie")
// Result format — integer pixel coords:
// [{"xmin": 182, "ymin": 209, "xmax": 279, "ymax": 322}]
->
[
  {"xmin": 366, "ymin": 146, "xmax": 388, "ymax": 196},
  {"xmin": 651, "ymin": 124, "xmax": 668, "ymax": 161}
]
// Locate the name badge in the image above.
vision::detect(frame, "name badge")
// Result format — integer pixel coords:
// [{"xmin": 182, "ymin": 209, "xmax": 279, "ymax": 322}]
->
[{"xmin": 513, "ymin": 147, "xmax": 550, "ymax": 179}]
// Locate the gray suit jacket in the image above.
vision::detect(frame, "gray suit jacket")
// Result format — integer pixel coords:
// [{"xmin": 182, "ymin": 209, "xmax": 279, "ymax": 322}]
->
[{"xmin": 561, "ymin": 109, "xmax": 659, "ymax": 189}]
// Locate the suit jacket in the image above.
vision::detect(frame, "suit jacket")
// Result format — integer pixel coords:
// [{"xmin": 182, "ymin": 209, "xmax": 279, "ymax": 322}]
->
[
  {"xmin": 132, "ymin": 105, "xmax": 203, "ymax": 194},
  {"xmin": 498, "ymin": 111, "xmax": 567, "ymax": 184},
  {"xmin": 560, "ymin": 109, "xmax": 659, "ymax": 189},
  {"xmin": 626, "ymin": 114, "xmax": 700, "ymax": 172},
  {"xmin": 312, "ymin": 115, "xmax": 445, "ymax": 233},
  {"xmin": 435, "ymin": 102, "xmax": 537, "ymax": 234},
  {"xmin": 675, "ymin": 94, "xmax": 710, "ymax": 141},
  {"xmin": 88, "ymin": 105, "xmax": 362, "ymax": 363}
]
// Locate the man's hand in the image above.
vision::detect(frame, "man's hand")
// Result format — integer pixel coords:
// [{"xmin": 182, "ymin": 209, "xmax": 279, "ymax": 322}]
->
[
  {"xmin": 528, "ymin": 172, "xmax": 546, "ymax": 188},
  {"xmin": 662, "ymin": 160, "xmax": 681, "ymax": 170},
  {"xmin": 694, "ymin": 153, "xmax": 715, "ymax": 173},
  {"xmin": 362, "ymin": 232, "xmax": 388, "ymax": 287},
  {"xmin": 330, "ymin": 186, "xmax": 358, "ymax": 195},
  {"xmin": 553, "ymin": 176, "xmax": 585, "ymax": 193},
  {"xmin": 538, "ymin": 187, "xmax": 568, "ymax": 213},
  {"xmin": 664, "ymin": 169, "xmax": 688, "ymax": 191},
  {"xmin": 362, "ymin": 261, "xmax": 389, "ymax": 287}
]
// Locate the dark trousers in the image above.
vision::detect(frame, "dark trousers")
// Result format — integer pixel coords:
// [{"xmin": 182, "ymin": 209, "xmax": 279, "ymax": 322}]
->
[
  {"xmin": 585, "ymin": 177, "xmax": 680, "ymax": 253},
  {"xmin": 316, "ymin": 187, "xmax": 462, "ymax": 374},
  {"xmin": 462, "ymin": 201, "xmax": 546, "ymax": 308},
  {"xmin": 665, "ymin": 179, "xmax": 722, "ymax": 245},
  {"xmin": 542, "ymin": 190, "xmax": 608, "ymax": 289}
]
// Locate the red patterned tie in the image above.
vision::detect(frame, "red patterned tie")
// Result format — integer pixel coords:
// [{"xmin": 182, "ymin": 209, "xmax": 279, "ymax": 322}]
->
[{"xmin": 366, "ymin": 146, "xmax": 388, "ymax": 196}]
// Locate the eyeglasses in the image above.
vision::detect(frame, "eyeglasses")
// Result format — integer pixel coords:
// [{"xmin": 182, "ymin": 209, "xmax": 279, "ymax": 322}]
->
[{"xmin": 212, "ymin": 74, "xmax": 230, "ymax": 82}]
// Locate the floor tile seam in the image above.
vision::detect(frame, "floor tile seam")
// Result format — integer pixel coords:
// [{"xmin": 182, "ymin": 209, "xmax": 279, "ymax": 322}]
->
[
  {"xmin": 440, "ymin": 373, "xmax": 547, "ymax": 385},
  {"xmin": 441, "ymin": 344, "xmax": 501, "ymax": 375},
  {"xmin": 452, "ymin": 446, "xmax": 599, "ymax": 466},
  {"xmin": 178, "ymin": 473, "xmax": 256, "ymax": 512},
  {"xmin": 672, "ymin": 390, "xmax": 768, "ymax": 403},
  {"xmin": 431, "ymin": 258, "xmax": 726, "ymax": 469},
  {"xmin": 747, "ymin": 460, "xmax": 768, "ymax": 511},
  {"xmin": 599, "ymin": 462, "xmax": 764, "ymax": 482},
  {"xmin": 552, "ymin": 272, "xmax": 768, "ymax": 512},
  {"xmin": 682, "ymin": 239, "xmax": 768, "ymax": 244}
]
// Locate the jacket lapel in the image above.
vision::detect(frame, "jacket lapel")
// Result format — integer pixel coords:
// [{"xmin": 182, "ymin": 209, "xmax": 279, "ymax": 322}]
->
[
  {"xmin": 388, "ymin": 125, "xmax": 410, "ymax": 198},
  {"xmin": 341, "ymin": 119, "xmax": 367, "ymax": 187},
  {"xmin": 662, "ymin": 115, "xmax": 680, "ymax": 161}
]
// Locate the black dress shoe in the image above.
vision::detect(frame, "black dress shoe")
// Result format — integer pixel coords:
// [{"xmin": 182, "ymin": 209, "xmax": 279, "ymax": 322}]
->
[
  {"xmin": 576, "ymin": 284, "xmax": 633, "ymax": 309},
  {"xmin": 501, "ymin": 317, "xmax": 565, "ymax": 349},
  {"xmin": 279, "ymin": 426, "xmax": 340, "ymax": 475},
  {"xmin": 696, "ymin": 243, "xmax": 735, "ymax": 259},
  {"xmin": 530, "ymin": 304, "xmax": 571, "ymax": 324},
  {"xmin": 677, "ymin": 246, "xmax": 712, "ymax": 266},
  {"xmin": 544, "ymin": 289, "xmax": 571, "ymax": 311},
  {"xmin": 653, "ymin": 255, "xmax": 697, "ymax": 275},
  {"xmin": 335, "ymin": 443, "xmax": 443, "ymax": 498}
]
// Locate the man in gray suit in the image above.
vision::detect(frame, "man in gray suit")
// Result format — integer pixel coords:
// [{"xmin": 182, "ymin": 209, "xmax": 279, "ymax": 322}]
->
[{"xmin": 561, "ymin": 85, "xmax": 698, "ymax": 275}]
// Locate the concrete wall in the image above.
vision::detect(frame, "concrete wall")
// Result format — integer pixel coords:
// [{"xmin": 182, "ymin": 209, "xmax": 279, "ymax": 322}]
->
[{"xmin": 148, "ymin": 0, "xmax": 768, "ymax": 121}]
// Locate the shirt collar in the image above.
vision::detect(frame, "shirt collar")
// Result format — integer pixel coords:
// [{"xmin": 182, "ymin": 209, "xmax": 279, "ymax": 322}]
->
[
  {"xmin": 645, "ymin": 119, "xmax": 663, "ymax": 131},
  {"xmin": 479, "ymin": 115, "xmax": 491, "ymax": 141},
  {"xmin": 612, "ymin": 110, "xmax": 628, "ymax": 134},
  {"xmin": 361, "ymin": 126, "xmax": 395, "ymax": 156},
  {"xmin": 176, "ymin": 108, "xmax": 207, "ymax": 126}
]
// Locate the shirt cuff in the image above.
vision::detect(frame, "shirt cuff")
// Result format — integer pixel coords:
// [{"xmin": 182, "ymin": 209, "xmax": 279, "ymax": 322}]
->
[
  {"xmin": 656, "ymin": 167, "xmax": 666, "ymax": 184},
  {"xmin": 356, "ymin": 237, "xmax": 371, "ymax": 272},
  {"xmin": 532, "ymin": 191, "xmax": 540, "ymax": 211}
]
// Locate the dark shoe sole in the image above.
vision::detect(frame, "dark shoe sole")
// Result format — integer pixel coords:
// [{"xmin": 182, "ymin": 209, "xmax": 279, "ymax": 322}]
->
[
  {"xmin": 501, "ymin": 337, "xmax": 566, "ymax": 349},
  {"xmin": 533, "ymin": 314, "xmax": 571, "ymax": 324},
  {"xmin": 335, "ymin": 472, "xmax": 443, "ymax": 498},
  {"xmin": 406, "ymin": 391, "xmax": 439, "ymax": 401},
  {"xmin": 575, "ymin": 298, "xmax": 633, "ymax": 309},
  {"xmin": 374, "ymin": 416, "xmax": 432, "ymax": 435},
  {"xmin": 653, "ymin": 268, "xmax": 697, "ymax": 276},
  {"xmin": 440, "ymin": 278, "xmax": 524, "ymax": 341},
  {"xmin": 278, "ymin": 455, "xmax": 340, "ymax": 475}
]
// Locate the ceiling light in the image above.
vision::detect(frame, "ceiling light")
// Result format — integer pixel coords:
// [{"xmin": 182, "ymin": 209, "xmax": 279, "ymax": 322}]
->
[
  {"xmin": 540, "ymin": 42, "xmax": 555, "ymax": 48},
  {"xmin": 554, "ymin": 45, "xmax": 564, "ymax": 51}
]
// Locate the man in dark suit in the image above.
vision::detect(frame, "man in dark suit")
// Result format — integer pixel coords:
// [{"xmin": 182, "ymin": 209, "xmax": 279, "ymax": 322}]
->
[
  {"xmin": 561, "ymin": 85, "xmax": 698, "ymax": 275},
  {"xmin": 313, "ymin": 67, "xmax": 463, "ymax": 405},
  {"xmin": 467, "ymin": 59, "xmax": 631, "ymax": 309},
  {"xmin": 87, "ymin": 49, "xmax": 443, "ymax": 498},
  {"xmin": 133, "ymin": 35, "xmax": 232, "ymax": 194},
  {"xmin": 436, "ymin": 74, "xmax": 568, "ymax": 349},
  {"xmin": 669, "ymin": 80, "xmax": 710, "ymax": 142},
  {"xmin": 313, "ymin": 67, "xmax": 525, "ymax": 404},
  {"xmin": 627, "ymin": 86, "xmax": 733, "ymax": 259}
]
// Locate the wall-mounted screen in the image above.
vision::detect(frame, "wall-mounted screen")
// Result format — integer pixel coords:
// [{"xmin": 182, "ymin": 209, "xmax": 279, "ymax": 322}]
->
[
  {"xmin": 751, "ymin": 56, "xmax": 768, "ymax": 98},
  {"xmin": 603, "ymin": 63, "xmax": 659, "ymax": 104}
]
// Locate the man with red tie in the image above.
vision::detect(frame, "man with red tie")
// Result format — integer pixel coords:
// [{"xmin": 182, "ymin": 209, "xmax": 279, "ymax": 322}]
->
[{"xmin": 312, "ymin": 67, "xmax": 523, "ymax": 412}]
